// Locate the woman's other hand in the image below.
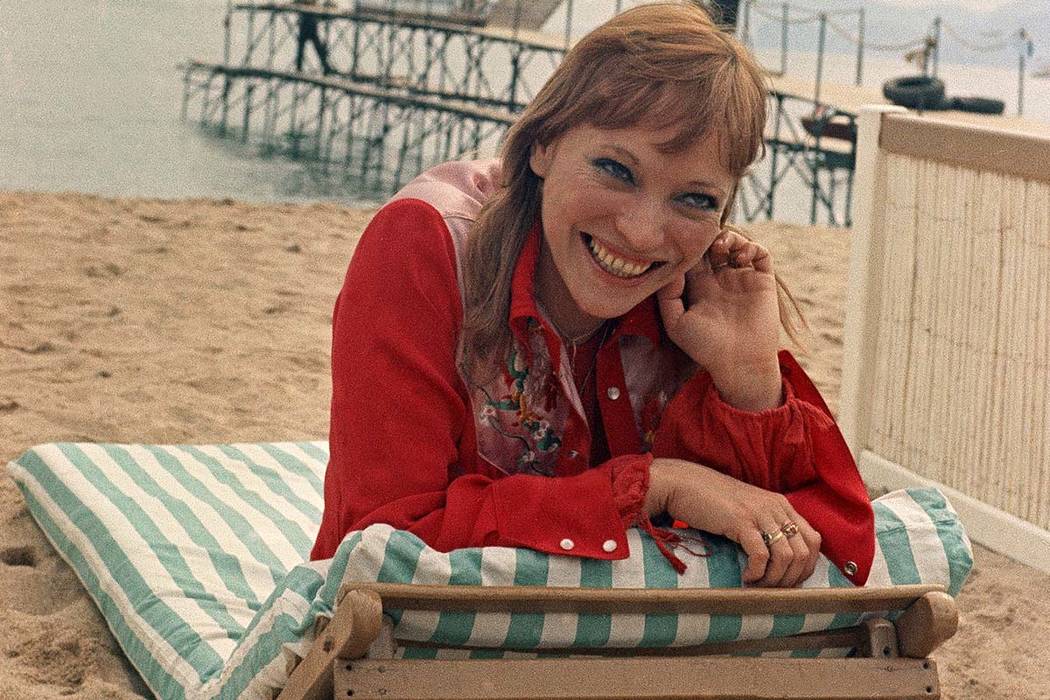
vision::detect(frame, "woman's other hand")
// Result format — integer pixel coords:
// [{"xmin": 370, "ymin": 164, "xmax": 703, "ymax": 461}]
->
[
  {"xmin": 644, "ymin": 458, "xmax": 822, "ymax": 587},
  {"xmin": 657, "ymin": 228, "xmax": 782, "ymax": 411}
]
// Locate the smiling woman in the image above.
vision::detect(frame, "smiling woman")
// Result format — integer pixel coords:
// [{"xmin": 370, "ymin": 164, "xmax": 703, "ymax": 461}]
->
[
  {"xmin": 310, "ymin": 1, "xmax": 875, "ymax": 590},
  {"xmin": 528, "ymin": 125, "xmax": 734, "ymax": 339}
]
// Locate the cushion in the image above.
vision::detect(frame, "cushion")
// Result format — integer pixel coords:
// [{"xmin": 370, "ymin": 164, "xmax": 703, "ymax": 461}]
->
[{"xmin": 7, "ymin": 442, "xmax": 972, "ymax": 700}]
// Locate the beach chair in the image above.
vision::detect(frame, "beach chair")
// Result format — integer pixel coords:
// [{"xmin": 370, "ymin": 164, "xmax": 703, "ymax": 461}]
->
[
  {"xmin": 840, "ymin": 105, "xmax": 1050, "ymax": 574},
  {"xmin": 281, "ymin": 582, "xmax": 957, "ymax": 700},
  {"xmin": 8, "ymin": 441, "xmax": 969, "ymax": 700}
]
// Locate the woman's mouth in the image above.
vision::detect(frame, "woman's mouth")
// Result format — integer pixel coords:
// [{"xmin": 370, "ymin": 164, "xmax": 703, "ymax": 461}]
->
[{"xmin": 583, "ymin": 233, "xmax": 663, "ymax": 279}]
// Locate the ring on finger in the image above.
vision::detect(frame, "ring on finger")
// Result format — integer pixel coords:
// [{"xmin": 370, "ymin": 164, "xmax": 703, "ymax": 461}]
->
[
  {"xmin": 780, "ymin": 521, "xmax": 800, "ymax": 538},
  {"xmin": 761, "ymin": 529, "xmax": 785, "ymax": 547}
]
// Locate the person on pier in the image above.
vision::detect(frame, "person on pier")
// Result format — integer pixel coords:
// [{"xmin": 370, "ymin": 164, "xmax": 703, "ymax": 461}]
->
[
  {"xmin": 295, "ymin": 0, "xmax": 334, "ymax": 76},
  {"xmin": 311, "ymin": 1, "xmax": 875, "ymax": 588}
]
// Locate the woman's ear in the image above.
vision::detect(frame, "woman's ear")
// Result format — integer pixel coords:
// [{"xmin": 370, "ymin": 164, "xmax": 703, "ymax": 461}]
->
[{"xmin": 529, "ymin": 141, "xmax": 554, "ymax": 178}]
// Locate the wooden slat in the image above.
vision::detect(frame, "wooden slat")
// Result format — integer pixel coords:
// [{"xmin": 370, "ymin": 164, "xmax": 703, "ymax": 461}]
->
[
  {"xmin": 393, "ymin": 625, "xmax": 865, "ymax": 658},
  {"xmin": 337, "ymin": 657, "xmax": 941, "ymax": 699},
  {"xmin": 342, "ymin": 582, "xmax": 943, "ymax": 615},
  {"xmin": 183, "ymin": 61, "xmax": 517, "ymax": 124},
  {"xmin": 880, "ymin": 112, "xmax": 1050, "ymax": 182}
]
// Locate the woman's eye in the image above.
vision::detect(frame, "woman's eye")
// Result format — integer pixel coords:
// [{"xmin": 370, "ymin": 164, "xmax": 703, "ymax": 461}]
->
[
  {"xmin": 594, "ymin": 158, "xmax": 634, "ymax": 184},
  {"xmin": 677, "ymin": 192, "xmax": 719, "ymax": 211}
]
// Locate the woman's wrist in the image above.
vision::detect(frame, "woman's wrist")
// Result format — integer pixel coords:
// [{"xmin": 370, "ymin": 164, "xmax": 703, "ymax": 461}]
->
[
  {"xmin": 707, "ymin": 359, "xmax": 783, "ymax": 412},
  {"xmin": 643, "ymin": 459, "xmax": 669, "ymax": 518}
]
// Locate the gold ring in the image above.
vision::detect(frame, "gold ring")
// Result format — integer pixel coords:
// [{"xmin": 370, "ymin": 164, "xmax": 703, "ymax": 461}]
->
[
  {"xmin": 781, "ymin": 522, "xmax": 800, "ymax": 538},
  {"xmin": 761, "ymin": 529, "xmax": 785, "ymax": 547}
]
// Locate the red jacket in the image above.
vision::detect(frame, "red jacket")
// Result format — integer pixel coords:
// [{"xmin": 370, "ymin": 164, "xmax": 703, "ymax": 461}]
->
[{"xmin": 311, "ymin": 160, "xmax": 874, "ymax": 585}]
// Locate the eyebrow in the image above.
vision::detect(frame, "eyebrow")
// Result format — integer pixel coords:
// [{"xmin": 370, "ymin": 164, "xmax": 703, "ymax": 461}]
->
[{"xmin": 603, "ymin": 144, "xmax": 728, "ymax": 200}]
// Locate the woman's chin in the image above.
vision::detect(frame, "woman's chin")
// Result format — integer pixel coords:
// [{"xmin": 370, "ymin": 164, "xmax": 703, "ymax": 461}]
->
[{"xmin": 573, "ymin": 294, "xmax": 645, "ymax": 323}]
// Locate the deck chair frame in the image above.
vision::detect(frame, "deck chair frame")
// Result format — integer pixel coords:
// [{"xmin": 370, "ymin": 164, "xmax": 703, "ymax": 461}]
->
[{"xmin": 278, "ymin": 582, "xmax": 957, "ymax": 700}]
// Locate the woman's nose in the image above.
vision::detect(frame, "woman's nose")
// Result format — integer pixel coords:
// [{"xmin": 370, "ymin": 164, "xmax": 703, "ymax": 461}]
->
[{"xmin": 615, "ymin": 196, "xmax": 667, "ymax": 253}]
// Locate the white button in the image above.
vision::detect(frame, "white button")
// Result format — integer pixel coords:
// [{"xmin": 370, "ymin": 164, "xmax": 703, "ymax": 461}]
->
[
  {"xmin": 560, "ymin": 538, "xmax": 575, "ymax": 551},
  {"xmin": 568, "ymin": 450, "xmax": 579, "ymax": 459},
  {"xmin": 602, "ymin": 539, "xmax": 617, "ymax": 553},
  {"xmin": 606, "ymin": 386, "xmax": 621, "ymax": 400}
]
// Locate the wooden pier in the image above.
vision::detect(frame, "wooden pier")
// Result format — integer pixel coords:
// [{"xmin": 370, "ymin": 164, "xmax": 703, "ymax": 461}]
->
[{"xmin": 180, "ymin": 1, "xmax": 898, "ymax": 226}]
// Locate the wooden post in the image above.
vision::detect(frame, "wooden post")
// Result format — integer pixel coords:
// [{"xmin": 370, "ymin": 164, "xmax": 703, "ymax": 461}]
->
[
  {"xmin": 861, "ymin": 618, "xmax": 899, "ymax": 659},
  {"xmin": 1018, "ymin": 31, "xmax": 1029, "ymax": 117},
  {"xmin": 855, "ymin": 7, "xmax": 865, "ymax": 86},
  {"xmin": 813, "ymin": 13, "xmax": 827, "ymax": 108},
  {"xmin": 242, "ymin": 82, "xmax": 254, "ymax": 142},
  {"xmin": 780, "ymin": 3, "xmax": 788, "ymax": 76},
  {"xmin": 279, "ymin": 588, "xmax": 383, "ymax": 700},
  {"xmin": 563, "ymin": 0, "xmax": 573, "ymax": 49},
  {"xmin": 246, "ymin": 4, "xmax": 256, "ymax": 64},
  {"xmin": 931, "ymin": 17, "xmax": 941, "ymax": 77},
  {"xmin": 838, "ymin": 105, "xmax": 908, "ymax": 459},
  {"xmin": 742, "ymin": 0, "xmax": 751, "ymax": 47}
]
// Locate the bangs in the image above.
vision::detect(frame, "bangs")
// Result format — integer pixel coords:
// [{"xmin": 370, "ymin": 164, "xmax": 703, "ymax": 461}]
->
[
  {"xmin": 513, "ymin": 2, "xmax": 768, "ymax": 181},
  {"xmin": 585, "ymin": 77, "xmax": 765, "ymax": 177}
]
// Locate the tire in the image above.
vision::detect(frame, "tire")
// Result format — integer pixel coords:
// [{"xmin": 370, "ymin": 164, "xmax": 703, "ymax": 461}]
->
[
  {"xmin": 947, "ymin": 95, "xmax": 1005, "ymax": 115},
  {"xmin": 882, "ymin": 75, "xmax": 948, "ymax": 110}
]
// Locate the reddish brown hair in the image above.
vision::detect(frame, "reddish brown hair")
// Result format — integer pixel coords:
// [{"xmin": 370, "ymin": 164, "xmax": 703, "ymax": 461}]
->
[{"xmin": 461, "ymin": 2, "xmax": 787, "ymax": 379}]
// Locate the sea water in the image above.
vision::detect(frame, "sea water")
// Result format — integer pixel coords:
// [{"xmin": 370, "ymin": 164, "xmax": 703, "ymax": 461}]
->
[
  {"xmin": 0, "ymin": 0, "xmax": 357, "ymax": 204},
  {"xmin": 1, "ymin": 0, "xmax": 1047, "ymax": 218}
]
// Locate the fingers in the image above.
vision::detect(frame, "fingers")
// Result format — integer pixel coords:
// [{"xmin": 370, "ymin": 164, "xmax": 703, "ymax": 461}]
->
[
  {"xmin": 739, "ymin": 529, "xmax": 770, "ymax": 584},
  {"xmin": 796, "ymin": 517, "xmax": 823, "ymax": 581},
  {"xmin": 657, "ymin": 272, "xmax": 686, "ymax": 301},
  {"xmin": 777, "ymin": 523, "xmax": 813, "ymax": 587},
  {"xmin": 751, "ymin": 512, "xmax": 822, "ymax": 588},
  {"xmin": 656, "ymin": 273, "xmax": 687, "ymax": 328},
  {"xmin": 706, "ymin": 229, "xmax": 773, "ymax": 275},
  {"xmin": 754, "ymin": 518, "xmax": 794, "ymax": 587}
]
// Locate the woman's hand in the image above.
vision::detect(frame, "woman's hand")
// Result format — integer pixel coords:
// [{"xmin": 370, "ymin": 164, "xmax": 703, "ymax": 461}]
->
[
  {"xmin": 645, "ymin": 458, "xmax": 822, "ymax": 587},
  {"xmin": 657, "ymin": 228, "xmax": 782, "ymax": 411}
]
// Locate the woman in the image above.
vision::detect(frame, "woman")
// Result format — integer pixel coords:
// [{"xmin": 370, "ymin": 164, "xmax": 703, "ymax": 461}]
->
[{"xmin": 311, "ymin": 2, "xmax": 874, "ymax": 588}]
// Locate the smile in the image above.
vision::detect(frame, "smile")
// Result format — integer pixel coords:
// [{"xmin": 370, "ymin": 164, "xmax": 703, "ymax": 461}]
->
[{"xmin": 583, "ymin": 234, "xmax": 662, "ymax": 279}]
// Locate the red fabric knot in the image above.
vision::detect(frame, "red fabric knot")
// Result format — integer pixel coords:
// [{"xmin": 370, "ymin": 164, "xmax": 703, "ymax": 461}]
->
[
  {"xmin": 638, "ymin": 519, "xmax": 711, "ymax": 575},
  {"xmin": 634, "ymin": 520, "xmax": 709, "ymax": 575}
]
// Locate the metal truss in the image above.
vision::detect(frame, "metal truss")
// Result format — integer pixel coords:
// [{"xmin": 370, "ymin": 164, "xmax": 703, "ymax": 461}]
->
[
  {"xmin": 737, "ymin": 91, "xmax": 857, "ymax": 227},
  {"xmin": 183, "ymin": 1, "xmax": 856, "ymax": 225}
]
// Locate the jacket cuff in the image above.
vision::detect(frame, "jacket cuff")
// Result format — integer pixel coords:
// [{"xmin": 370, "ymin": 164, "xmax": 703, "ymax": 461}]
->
[
  {"xmin": 704, "ymin": 373, "xmax": 795, "ymax": 420},
  {"xmin": 609, "ymin": 453, "xmax": 653, "ymax": 528}
]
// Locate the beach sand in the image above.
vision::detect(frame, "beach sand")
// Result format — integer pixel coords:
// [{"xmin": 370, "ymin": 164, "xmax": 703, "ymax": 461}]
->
[{"xmin": 0, "ymin": 192, "xmax": 1047, "ymax": 698}]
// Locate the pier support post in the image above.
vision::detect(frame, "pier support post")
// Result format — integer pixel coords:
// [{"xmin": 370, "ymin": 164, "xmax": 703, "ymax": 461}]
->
[
  {"xmin": 855, "ymin": 8, "xmax": 865, "ymax": 86},
  {"xmin": 243, "ymin": 83, "xmax": 254, "ymax": 143},
  {"xmin": 780, "ymin": 3, "xmax": 788, "ymax": 77}
]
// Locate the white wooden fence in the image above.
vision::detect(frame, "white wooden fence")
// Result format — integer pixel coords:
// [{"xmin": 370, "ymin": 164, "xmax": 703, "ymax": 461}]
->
[{"xmin": 841, "ymin": 105, "xmax": 1050, "ymax": 572}]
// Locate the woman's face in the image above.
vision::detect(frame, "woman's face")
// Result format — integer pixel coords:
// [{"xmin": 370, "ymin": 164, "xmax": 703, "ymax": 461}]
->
[{"xmin": 530, "ymin": 123, "xmax": 735, "ymax": 338}]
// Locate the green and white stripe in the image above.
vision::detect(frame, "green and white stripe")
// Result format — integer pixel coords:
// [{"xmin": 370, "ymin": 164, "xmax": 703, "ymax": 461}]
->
[{"xmin": 7, "ymin": 442, "xmax": 972, "ymax": 700}]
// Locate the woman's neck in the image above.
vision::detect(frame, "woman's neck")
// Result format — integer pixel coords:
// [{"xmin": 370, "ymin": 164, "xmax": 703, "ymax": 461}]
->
[{"xmin": 535, "ymin": 241, "xmax": 605, "ymax": 343}]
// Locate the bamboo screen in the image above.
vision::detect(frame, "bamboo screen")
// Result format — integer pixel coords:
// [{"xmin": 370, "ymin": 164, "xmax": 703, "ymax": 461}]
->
[{"xmin": 865, "ymin": 118, "xmax": 1050, "ymax": 530}]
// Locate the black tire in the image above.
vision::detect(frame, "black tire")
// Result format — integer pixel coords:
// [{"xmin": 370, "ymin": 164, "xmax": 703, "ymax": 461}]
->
[
  {"xmin": 882, "ymin": 75, "xmax": 948, "ymax": 110},
  {"xmin": 947, "ymin": 95, "xmax": 1005, "ymax": 115}
]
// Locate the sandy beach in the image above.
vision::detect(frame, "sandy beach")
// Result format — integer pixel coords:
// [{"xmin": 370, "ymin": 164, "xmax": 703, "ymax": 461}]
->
[{"xmin": 0, "ymin": 191, "xmax": 1047, "ymax": 698}]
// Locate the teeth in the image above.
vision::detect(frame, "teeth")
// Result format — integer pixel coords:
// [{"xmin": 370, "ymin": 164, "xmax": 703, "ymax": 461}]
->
[{"xmin": 587, "ymin": 236, "xmax": 653, "ymax": 279}]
